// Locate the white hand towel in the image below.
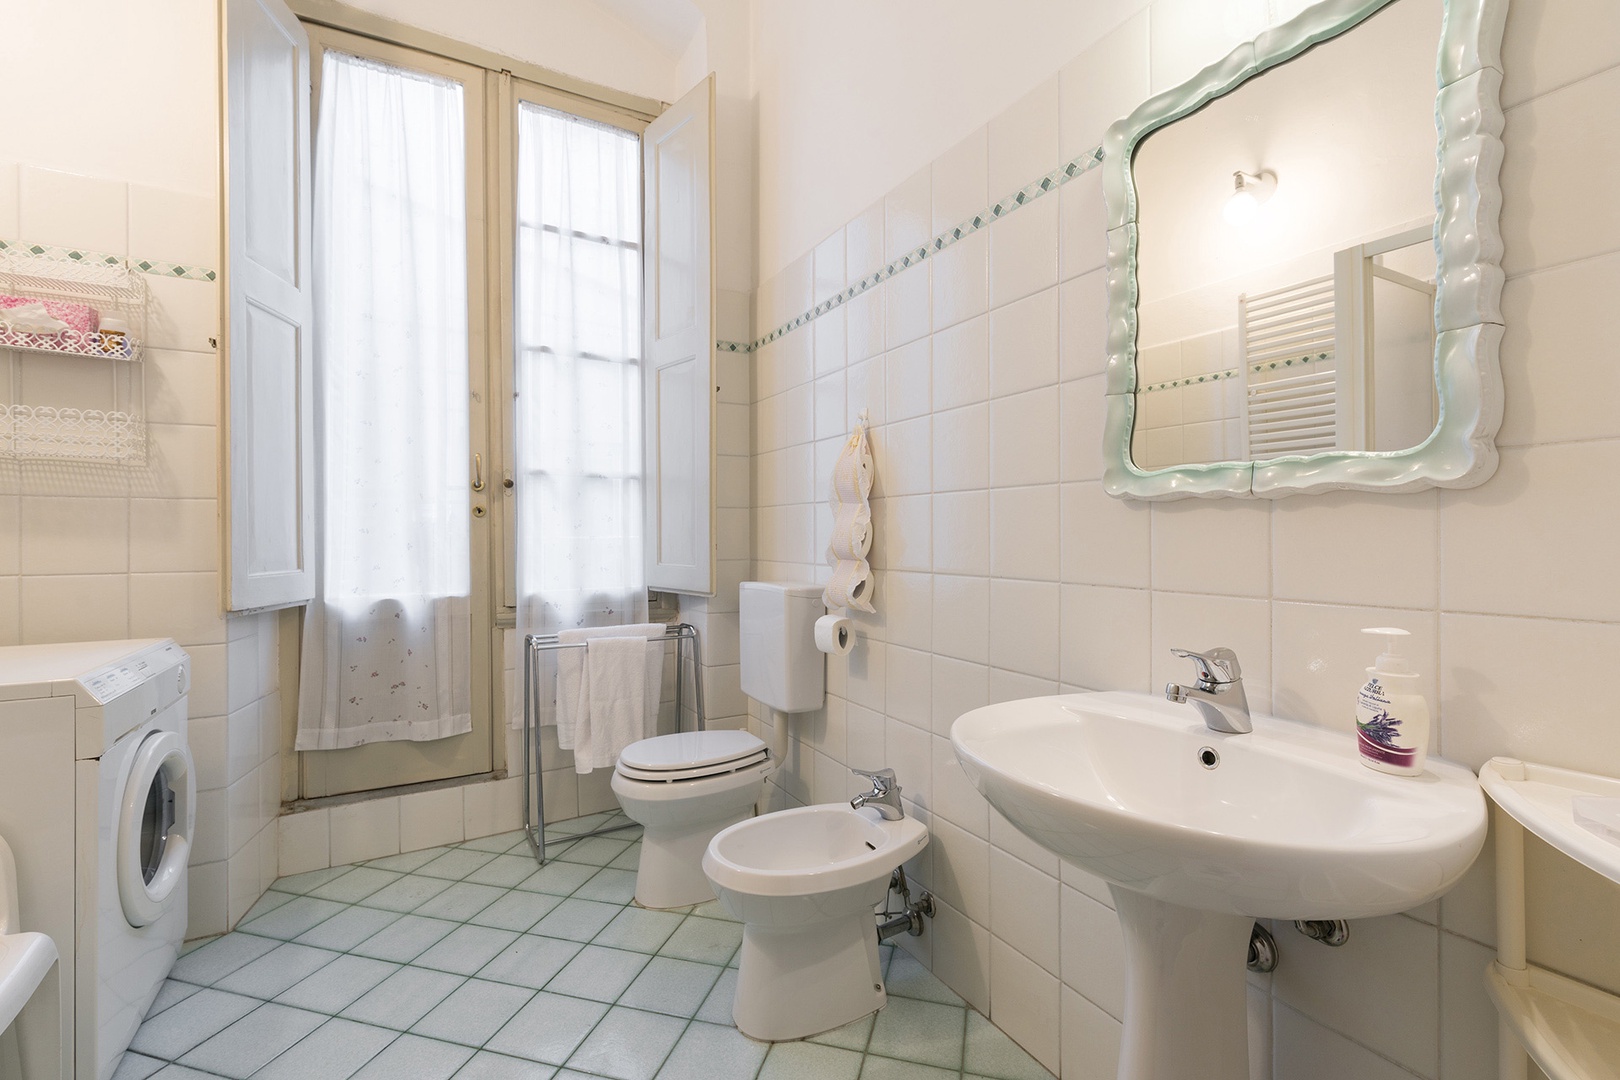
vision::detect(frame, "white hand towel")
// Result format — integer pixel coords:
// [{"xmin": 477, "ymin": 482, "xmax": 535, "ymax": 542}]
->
[
  {"xmin": 550, "ymin": 623, "xmax": 664, "ymax": 770},
  {"xmin": 573, "ymin": 635, "xmax": 662, "ymax": 772}
]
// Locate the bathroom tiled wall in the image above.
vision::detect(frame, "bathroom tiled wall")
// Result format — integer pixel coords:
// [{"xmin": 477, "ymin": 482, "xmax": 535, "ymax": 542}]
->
[
  {"xmin": 0, "ymin": 158, "xmax": 282, "ymax": 940},
  {"xmin": 743, "ymin": 0, "xmax": 1620, "ymax": 1077}
]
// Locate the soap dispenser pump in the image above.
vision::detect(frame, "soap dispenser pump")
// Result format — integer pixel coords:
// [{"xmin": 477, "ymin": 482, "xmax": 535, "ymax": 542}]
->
[{"xmin": 1355, "ymin": 627, "xmax": 1430, "ymax": 776}]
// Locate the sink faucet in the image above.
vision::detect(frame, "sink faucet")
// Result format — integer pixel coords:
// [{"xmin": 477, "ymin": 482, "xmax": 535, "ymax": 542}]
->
[
  {"xmin": 1165, "ymin": 647, "xmax": 1253, "ymax": 735},
  {"xmin": 850, "ymin": 768, "xmax": 904, "ymax": 820}
]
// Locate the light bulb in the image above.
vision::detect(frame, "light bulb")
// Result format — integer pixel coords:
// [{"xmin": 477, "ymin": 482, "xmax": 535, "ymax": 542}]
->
[{"xmin": 1223, "ymin": 170, "xmax": 1276, "ymax": 226}]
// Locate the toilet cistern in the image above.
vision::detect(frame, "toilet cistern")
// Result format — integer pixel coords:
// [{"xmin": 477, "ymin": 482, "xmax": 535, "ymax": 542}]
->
[
  {"xmin": 1164, "ymin": 646, "xmax": 1252, "ymax": 734},
  {"xmin": 849, "ymin": 767, "xmax": 904, "ymax": 820}
]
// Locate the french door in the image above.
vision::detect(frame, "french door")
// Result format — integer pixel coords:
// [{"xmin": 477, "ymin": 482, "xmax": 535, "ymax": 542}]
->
[{"xmin": 299, "ymin": 27, "xmax": 494, "ymax": 797}]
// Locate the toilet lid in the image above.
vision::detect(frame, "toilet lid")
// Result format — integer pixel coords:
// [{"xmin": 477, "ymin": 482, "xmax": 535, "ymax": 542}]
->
[{"xmin": 618, "ymin": 730, "xmax": 767, "ymax": 774}]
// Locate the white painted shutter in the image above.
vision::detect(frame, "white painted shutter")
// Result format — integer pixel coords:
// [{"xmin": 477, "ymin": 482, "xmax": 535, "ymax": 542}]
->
[
  {"xmin": 643, "ymin": 75, "xmax": 716, "ymax": 595},
  {"xmin": 222, "ymin": 0, "xmax": 315, "ymax": 610}
]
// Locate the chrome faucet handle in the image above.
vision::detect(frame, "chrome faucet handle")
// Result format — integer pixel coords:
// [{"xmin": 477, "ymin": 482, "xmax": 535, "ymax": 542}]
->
[
  {"xmin": 852, "ymin": 767, "xmax": 897, "ymax": 791},
  {"xmin": 1170, "ymin": 647, "xmax": 1242, "ymax": 685}
]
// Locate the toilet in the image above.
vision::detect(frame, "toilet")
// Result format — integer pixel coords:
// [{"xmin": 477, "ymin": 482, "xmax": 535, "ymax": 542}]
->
[
  {"xmin": 610, "ymin": 730, "xmax": 773, "ymax": 909},
  {"xmin": 613, "ymin": 581, "xmax": 827, "ymax": 910},
  {"xmin": 702, "ymin": 803, "xmax": 930, "ymax": 1041}
]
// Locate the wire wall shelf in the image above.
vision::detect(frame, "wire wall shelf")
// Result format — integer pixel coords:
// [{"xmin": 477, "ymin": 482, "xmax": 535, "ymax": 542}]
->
[{"xmin": 0, "ymin": 244, "xmax": 150, "ymax": 463}]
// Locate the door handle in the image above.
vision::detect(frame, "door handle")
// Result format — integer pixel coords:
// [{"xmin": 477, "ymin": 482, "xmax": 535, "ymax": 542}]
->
[{"xmin": 472, "ymin": 453, "xmax": 486, "ymax": 492}]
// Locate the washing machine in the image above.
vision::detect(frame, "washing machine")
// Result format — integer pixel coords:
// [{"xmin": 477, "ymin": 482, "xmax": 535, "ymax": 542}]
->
[{"xmin": 0, "ymin": 639, "xmax": 194, "ymax": 1080}]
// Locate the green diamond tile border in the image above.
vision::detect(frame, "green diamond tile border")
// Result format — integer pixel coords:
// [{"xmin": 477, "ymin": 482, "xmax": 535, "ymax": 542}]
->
[
  {"xmin": 1135, "ymin": 352, "xmax": 1334, "ymax": 394},
  {"xmin": 720, "ymin": 143, "xmax": 1104, "ymax": 357},
  {"xmin": 0, "ymin": 237, "xmax": 217, "ymax": 282}
]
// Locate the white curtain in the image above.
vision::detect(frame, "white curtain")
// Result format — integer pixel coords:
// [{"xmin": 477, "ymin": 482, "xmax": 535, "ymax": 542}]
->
[
  {"xmin": 297, "ymin": 52, "xmax": 472, "ymax": 751},
  {"xmin": 513, "ymin": 103, "xmax": 646, "ymax": 661}
]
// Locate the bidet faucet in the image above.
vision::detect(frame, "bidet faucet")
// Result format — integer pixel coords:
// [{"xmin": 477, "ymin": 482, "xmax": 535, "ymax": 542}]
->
[
  {"xmin": 1165, "ymin": 647, "xmax": 1253, "ymax": 735},
  {"xmin": 850, "ymin": 767, "xmax": 904, "ymax": 820}
]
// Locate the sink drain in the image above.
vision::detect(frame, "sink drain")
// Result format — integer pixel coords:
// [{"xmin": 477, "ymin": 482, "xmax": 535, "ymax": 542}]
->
[{"xmin": 1198, "ymin": 746, "xmax": 1220, "ymax": 769}]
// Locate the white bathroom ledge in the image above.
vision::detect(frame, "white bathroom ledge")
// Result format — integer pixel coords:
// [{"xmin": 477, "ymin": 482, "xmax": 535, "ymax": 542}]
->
[
  {"xmin": 1486, "ymin": 961, "xmax": 1620, "ymax": 1080},
  {"xmin": 1480, "ymin": 758, "xmax": 1620, "ymax": 886}
]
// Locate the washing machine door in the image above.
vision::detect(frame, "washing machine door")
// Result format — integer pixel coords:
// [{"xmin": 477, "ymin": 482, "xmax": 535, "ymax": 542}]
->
[{"xmin": 116, "ymin": 730, "xmax": 196, "ymax": 928}]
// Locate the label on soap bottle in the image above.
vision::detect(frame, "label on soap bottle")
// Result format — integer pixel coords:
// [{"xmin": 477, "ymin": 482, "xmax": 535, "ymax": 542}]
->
[{"xmin": 1355, "ymin": 678, "xmax": 1418, "ymax": 770}]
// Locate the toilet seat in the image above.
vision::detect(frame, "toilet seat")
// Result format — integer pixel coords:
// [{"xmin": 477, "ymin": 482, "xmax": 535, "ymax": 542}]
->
[{"xmin": 615, "ymin": 730, "xmax": 769, "ymax": 783}]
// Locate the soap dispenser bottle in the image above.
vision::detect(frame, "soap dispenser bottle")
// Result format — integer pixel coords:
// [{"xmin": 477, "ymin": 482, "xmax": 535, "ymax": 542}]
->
[{"xmin": 1355, "ymin": 627, "xmax": 1430, "ymax": 776}]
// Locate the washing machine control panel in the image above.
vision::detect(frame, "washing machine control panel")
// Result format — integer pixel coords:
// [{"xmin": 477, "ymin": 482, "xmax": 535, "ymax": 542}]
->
[{"xmin": 80, "ymin": 642, "xmax": 188, "ymax": 707}]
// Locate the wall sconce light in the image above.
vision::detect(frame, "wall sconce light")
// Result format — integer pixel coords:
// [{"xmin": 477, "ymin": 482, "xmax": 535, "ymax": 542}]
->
[{"xmin": 1223, "ymin": 169, "xmax": 1277, "ymax": 225}]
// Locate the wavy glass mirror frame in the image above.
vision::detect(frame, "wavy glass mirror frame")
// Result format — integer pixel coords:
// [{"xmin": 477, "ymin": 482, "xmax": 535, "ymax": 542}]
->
[{"xmin": 1100, "ymin": 0, "xmax": 1507, "ymax": 500}]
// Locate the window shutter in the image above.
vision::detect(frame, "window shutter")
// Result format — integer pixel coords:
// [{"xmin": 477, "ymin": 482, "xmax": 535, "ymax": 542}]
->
[
  {"xmin": 222, "ymin": 0, "xmax": 315, "ymax": 610},
  {"xmin": 642, "ymin": 75, "xmax": 716, "ymax": 595}
]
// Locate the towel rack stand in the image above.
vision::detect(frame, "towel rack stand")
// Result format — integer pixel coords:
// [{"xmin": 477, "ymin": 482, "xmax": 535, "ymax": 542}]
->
[{"xmin": 520, "ymin": 623, "xmax": 706, "ymax": 864}]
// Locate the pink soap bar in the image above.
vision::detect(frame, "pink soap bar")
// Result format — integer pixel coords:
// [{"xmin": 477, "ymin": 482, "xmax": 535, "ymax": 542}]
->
[{"xmin": 0, "ymin": 294, "xmax": 100, "ymax": 336}]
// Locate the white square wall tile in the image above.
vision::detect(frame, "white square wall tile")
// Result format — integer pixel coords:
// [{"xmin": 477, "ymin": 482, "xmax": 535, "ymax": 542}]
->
[
  {"xmin": 18, "ymin": 496, "xmax": 128, "ymax": 575},
  {"xmin": 128, "ymin": 184, "xmax": 218, "ymax": 269},
  {"xmin": 930, "ymin": 900, "xmax": 991, "ymax": 1013},
  {"xmin": 989, "ymin": 485, "xmax": 1060, "ymax": 581},
  {"xmin": 1439, "ymin": 932, "xmax": 1499, "ymax": 1080},
  {"xmin": 988, "ymin": 849, "xmax": 1060, "ymax": 975},
  {"xmin": 1059, "ymin": 481, "xmax": 1149, "ymax": 588},
  {"xmin": 279, "ymin": 810, "xmax": 330, "ymax": 878},
  {"xmin": 1060, "ymin": 268, "xmax": 1109, "ymax": 380},
  {"xmin": 988, "ymin": 579, "xmax": 1059, "ymax": 680},
  {"xmin": 989, "ymin": 197, "xmax": 1060, "ymax": 309},
  {"xmin": 1060, "ymin": 584, "xmax": 1151, "ymax": 693},
  {"xmin": 931, "ymin": 232, "xmax": 988, "ymax": 332},
  {"xmin": 1151, "ymin": 499, "xmax": 1270, "ymax": 598},
  {"xmin": 933, "ymin": 315, "xmax": 989, "ymax": 411},
  {"xmin": 1273, "ymin": 488, "xmax": 1438, "ymax": 608},
  {"xmin": 1060, "ymin": 12, "xmax": 1151, "ymax": 160},
  {"xmin": 1061, "ymin": 985, "xmax": 1122, "ymax": 1080},
  {"xmin": 1061, "ymin": 169, "xmax": 1108, "ymax": 283},
  {"xmin": 1497, "ymin": 251, "xmax": 1620, "ymax": 447},
  {"xmin": 933, "ymin": 404, "xmax": 990, "ymax": 492},
  {"xmin": 932, "ymin": 576, "xmax": 990, "ymax": 665},
  {"xmin": 1272, "ymin": 1002, "xmax": 1423, "ymax": 1080},
  {"xmin": 885, "ymin": 338, "xmax": 932, "ymax": 422},
  {"xmin": 329, "ymin": 797, "xmax": 400, "ymax": 866},
  {"xmin": 987, "ymin": 76, "xmax": 1060, "ymax": 197},
  {"xmin": 989, "ymin": 286, "xmax": 1059, "ymax": 399},
  {"xmin": 990, "ymin": 386, "xmax": 1060, "ymax": 488},
  {"xmin": 989, "ymin": 935, "xmax": 1060, "ymax": 1073},
  {"xmin": 932, "ymin": 490, "xmax": 990, "ymax": 577},
  {"xmin": 19, "ymin": 574, "xmax": 129, "ymax": 644},
  {"xmin": 18, "ymin": 166, "xmax": 128, "ymax": 254},
  {"xmin": 813, "ymin": 227, "xmax": 845, "ymax": 306},
  {"xmin": 400, "ymin": 786, "xmax": 464, "ymax": 851},
  {"xmin": 933, "ymin": 126, "xmax": 989, "ymax": 232},
  {"xmin": 1271, "ymin": 914, "xmax": 1439, "ymax": 1077},
  {"xmin": 1060, "ymin": 885, "xmax": 1126, "ymax": 1021}
]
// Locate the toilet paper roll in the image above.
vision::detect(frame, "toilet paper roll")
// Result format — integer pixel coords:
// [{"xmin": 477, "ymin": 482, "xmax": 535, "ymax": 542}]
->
[{"xmin": 815, "ymin": 614, "xmax": 855, "ymax": 656}]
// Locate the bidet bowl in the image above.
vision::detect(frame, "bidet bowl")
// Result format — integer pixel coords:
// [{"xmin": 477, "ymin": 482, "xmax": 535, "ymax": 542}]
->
[
  {"xmin": 951, "ymin": 691, "xmax": 1486, "ymax": 920},
  {"xmin": 702, "ymin": 804, "xmax": 929, "ymax": 1041}
]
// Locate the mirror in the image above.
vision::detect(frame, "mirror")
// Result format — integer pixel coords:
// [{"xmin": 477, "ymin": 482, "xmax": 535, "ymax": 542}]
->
[{"xmin": 1100, "ymin": 0, "xmax": 1507, "ymax": 499}]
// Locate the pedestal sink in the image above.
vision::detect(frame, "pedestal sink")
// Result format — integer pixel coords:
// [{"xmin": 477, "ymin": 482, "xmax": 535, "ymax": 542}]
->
[{"xmin": 951, "ymin": 691, "xmax": 1486, "ymax": 1080}]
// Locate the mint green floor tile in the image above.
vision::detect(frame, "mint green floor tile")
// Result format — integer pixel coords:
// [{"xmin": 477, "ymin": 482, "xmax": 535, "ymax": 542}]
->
[
  {"xmin": 129, "ymin": 989, "xmax": 260, "ymax": 1060},
  {"xmin": 563, "ymin": 1005, "xmax": 684, "ymax": 1080},
  {"xmin": 349, "ymin": 1033, "xmax": 473, "ymax": 1079},
  {"xmin": 758, "ymin": 1041, "xmax": 864, "ymax": 1080},
  {"xmin": 484, "ymin": 991, "xmax": 607, "ymax": 1065},
  {"xmin": 271, "ymin": 867, "xmax": 351, "ymax": 895},
  {"xmin": 617, "ymin": 957, "xmax": 721, "ymax": 1018},
  {"xmin": 573, "ymin": 867, "xmax": 638, "ymax": 905},
  {"xmin": 687, "ymin": 899, "xmax": 734, "ymax": 921},
  {"xmin": 178, "ymin": 1003, "xmax": 324, "ymax": 1078},
  {"xmin": 238, "ymin": 897, "xmax": 349, "ymax": 942},
  {"xmin": 273, "ymin": 954, "xmax": 399, "ymax": 1014},
  {"xmin": 308, "ymin": 867, "xmax": 402, "ymax": 904},
  {"xmin": 251, "ymin": 1016, "xmax": 397, "ymax": 1079},
  {"xmin": 693, "ymin": 968, "xmax": 737, "ymax": 1026},
  {"xmin": 468, "ymin": 891, "xmax": 562, "ymax": 933},
  {"xmin": 364, "ymin": 848, "xmax": 446, "ymax": 874},
  {"xmin": 416, "ymin": 849, "xmax": 499, "ymax": 881},
  {"xmin": 460, "ymin": 831, "xmax": 528, "ymax": 855},
  {"xmin": 658, "ymin": 915, "xmax": 742, "ymax": 965},
  {"xmin": 514, "ymin": 861, "xmax": 597, "ymax": 897},
  {"xmin": 358, "ymin": 875, "xmax": 455, "ymax": 914},
  {"xmin": 213, "ymin": 943, "xmax": 339, "ymax": 1001},
  {"xmin": 810, "ymin": 1012, "xmax": 876, "ymax": 1052},
  {"xmin": 858, "ymin": 1056, "xmax": 961, "ymax": 1080},
  {"xmin": 465, "ymin": 854, "xmax": 542, "ymax": 888},
  {"xmin": 410, "ymin": 979, "xmax": 535, "ymax": 1048},
  {"xmin": 607, "ymin": 845, "xmax": 641, "ymax": 871},
  {"xmin": 150, "ymin": 1065, "xmax": 235, "ymax": 1078},
  {"xmin": 590, "ymin": 907, "xmax": 684, "ymax": 954},
  {"xmin": 531, "ymin": 898, "xmax": 622, "ymax": 942},
  {"xmin": 240, "ymin": 890, "xmax": 295, "ymax": 924},
  {"xmin": 553, "ymin": 837, "xmax": 633, "ymax": 867},
  {"xmin": 475, "ymin": 936, "xmax": 582, "ymax": 991},
  {"xmin": 415, "ymin": 882, "xmax": 508, "ymax": 922},
  {"xmin": 867, "ymin": 998, "xmax": 966, "ymax": 1071},
  {"xmin": 340, "ymin": 967, "xmax": 464, "ymax": 1030},
  {"xmin": 544, "ymin": 945, "xmax": 650, "ymax": 1003},
  {"xmin": 885, "ymin": 952, "xmax": 964, "ymax": 1007},
  {"xmin": 962, "ymin": 1011, "xmax": 1052, "ymax": 1080},
  {"xmin": 454, "ymin": 1050, "xmax": 558, "ymax": 1079},
  {"xmin": 413, "ymin": 925, "xmax": 521, "ymax": 976},
  {"xmin": 111, "ymin": 1052, "xmax": 164, "ymax": 1080},
  {"xmin": 351, "ymin": 914, "xmax": 459, "ymax": 964},
  {"xmin": 146, "ymin": 980, "xmax": 200, "ymax": 1020},
  {"xmin": 293, "ymin": 906, "xmax": 402, "ymax": 952},
  {"xmin": 169, "ymin": 935, "xmax": 279, "ymax": 987},
  {"xmin": 654, "ymin": 1020, "xmax": 767, "ymax": 1080}
]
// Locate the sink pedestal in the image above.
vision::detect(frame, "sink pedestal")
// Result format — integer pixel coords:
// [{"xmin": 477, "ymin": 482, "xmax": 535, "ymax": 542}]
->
[{"xmin": 1111, "ymin": 886, "xmax": 1253, "ymax": 1080}]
